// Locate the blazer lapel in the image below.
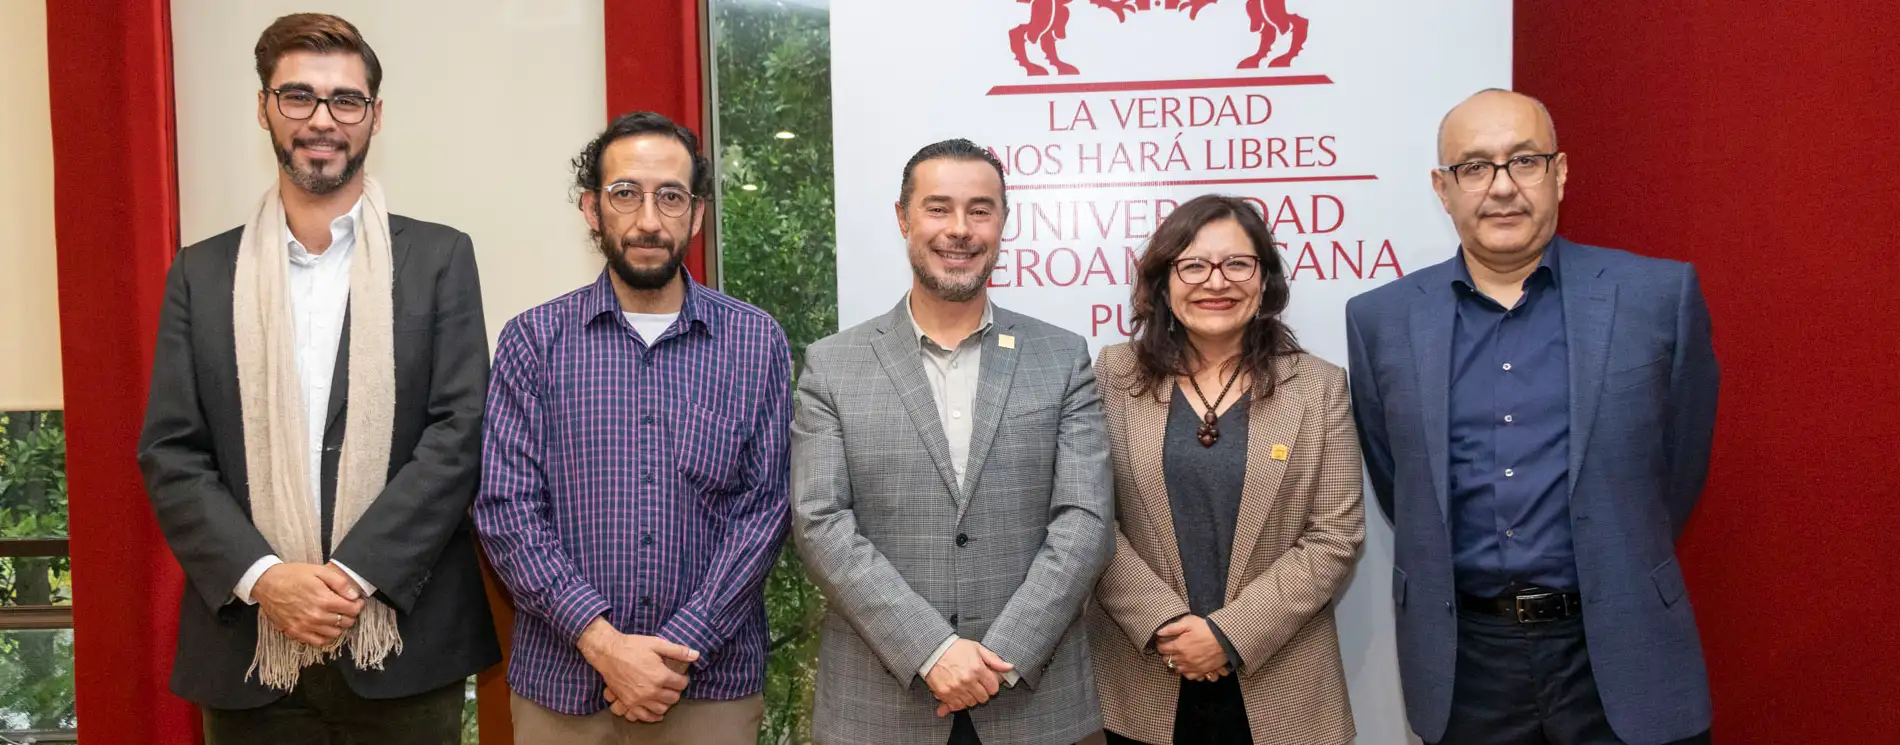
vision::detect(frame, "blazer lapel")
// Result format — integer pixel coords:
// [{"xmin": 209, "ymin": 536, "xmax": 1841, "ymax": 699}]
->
[
  {"xmin": 1126, "ymin": 381, "xmax": 1188, "ymax": 592},
  {"xmin": 1408, "ymin": 282, "xmax": 1457, "ymax": 528},
  {"xmin": 959, "ymin": 316, "xmax": 1019, "ymax": 516},
  {"xmin": 870, "ymin": 302, "xmax": 961, "ymax": 502},
  {"xmin": 323, "ymin": 306, "xmax": 351, "ymax": 438},
  {"xmin": 1560, "ymin": 243, "xmax": 1616, "ymax": 499},
  {"xmin": 1225, "ymin": 358, "xmax": 1301, "ymax": 599}
]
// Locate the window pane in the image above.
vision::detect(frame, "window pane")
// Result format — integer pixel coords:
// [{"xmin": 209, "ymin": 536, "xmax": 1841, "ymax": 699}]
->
[
  {"xmin": 1, "ymin": 411, "xmax": 71, "ymax": 607},
  {"xmin": 0, "ymin": 628, "xmax": 76, "ymax": 740},
  {"xmin": 709, "ymin": 1, "xmax": 835, "ymax": 742}
]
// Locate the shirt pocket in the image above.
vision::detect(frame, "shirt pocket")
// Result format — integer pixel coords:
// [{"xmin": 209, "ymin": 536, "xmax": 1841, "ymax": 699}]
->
[{"xmin": 676, "ymin": 405, "xmax": 748, "ymax": 497}]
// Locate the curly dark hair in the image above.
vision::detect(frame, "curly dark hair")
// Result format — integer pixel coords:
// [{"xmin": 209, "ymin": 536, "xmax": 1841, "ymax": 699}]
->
[
  {"xmin": 571, "ymin": 111, "xmax": 714, "ymax": 201},
  {"xmin": 1125, "ymin": 194, "xmax": 1302, "ymax": 400}
]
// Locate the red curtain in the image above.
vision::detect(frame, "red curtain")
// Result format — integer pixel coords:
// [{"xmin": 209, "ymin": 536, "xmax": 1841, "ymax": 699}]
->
[
  {"xmin": 45, "ymin": 0, "xmax": 200, "ymax": 743},
  {"xmin": 1516, "ymin": 1, "xmax": 1900, "ymax": 741}
]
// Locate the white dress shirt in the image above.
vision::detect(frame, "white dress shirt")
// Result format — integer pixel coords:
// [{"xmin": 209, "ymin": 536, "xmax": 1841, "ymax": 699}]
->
[{"xmin": 233, "ymin": 199, "xmax": 375, "ymax": 604}]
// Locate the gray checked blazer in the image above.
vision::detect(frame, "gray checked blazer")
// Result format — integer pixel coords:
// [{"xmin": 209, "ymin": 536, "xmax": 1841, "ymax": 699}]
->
[{"xmin": 791, "ymin": 298, "xmax": 1115, "ymax": 745}]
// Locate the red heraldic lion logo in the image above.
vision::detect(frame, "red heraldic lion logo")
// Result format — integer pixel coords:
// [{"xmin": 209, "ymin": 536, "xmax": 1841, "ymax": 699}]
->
[{"xmin": 1009, "ymin": 0, "xmax": 1309, "ymax": 76}]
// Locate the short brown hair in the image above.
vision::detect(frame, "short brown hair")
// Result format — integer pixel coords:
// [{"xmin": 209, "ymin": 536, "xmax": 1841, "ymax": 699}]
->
[{"xmin": 254, "ymin": 13, "xmax": 383, "ymax": 96}]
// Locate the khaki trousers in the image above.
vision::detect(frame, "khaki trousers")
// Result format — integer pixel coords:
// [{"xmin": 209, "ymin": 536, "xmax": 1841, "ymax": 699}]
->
[{"xmin": 510, "ymin": 691, "xmax": 764, "ymax": 745}]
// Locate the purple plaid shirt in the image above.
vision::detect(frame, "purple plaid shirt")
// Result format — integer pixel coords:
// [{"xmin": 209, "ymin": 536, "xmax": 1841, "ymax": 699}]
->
[{"xmin": 474, "ymin": 270, "xmax": 791, "ymax": 713}]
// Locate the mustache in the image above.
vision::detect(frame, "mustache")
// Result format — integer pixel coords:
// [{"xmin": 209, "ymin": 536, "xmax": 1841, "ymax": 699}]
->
[
  {"xmin": 293, "ymin": 136, "xmax": 349, "ymax": 150},
  {"xmin": 621, "ymin": 233, "xmax": 672, "ymax": 249}
]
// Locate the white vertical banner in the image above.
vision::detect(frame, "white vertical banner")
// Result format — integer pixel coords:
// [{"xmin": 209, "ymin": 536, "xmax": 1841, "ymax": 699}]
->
[{"xmin": 831, "ymin": 1, "xmax": 1510, "ymax": 742}]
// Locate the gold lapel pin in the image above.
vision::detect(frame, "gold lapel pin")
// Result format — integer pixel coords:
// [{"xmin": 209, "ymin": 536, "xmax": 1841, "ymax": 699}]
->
[
  {"xmin": 1271, "ymin": 444, "xmax": 1289, "ymax": 461},
  {"xmin": 998, "ymin": 334, "xmax": 1016, "ymax": 349}
]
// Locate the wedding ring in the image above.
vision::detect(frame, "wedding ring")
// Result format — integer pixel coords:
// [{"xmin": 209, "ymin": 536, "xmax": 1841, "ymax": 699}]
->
[
  {"xmin": 333, "ymin": 612, "xmax": 344, "ymax": 628},
  {"xmin": 1163, "ymin": 656, "xmax": 1177, "ymax": 672}
]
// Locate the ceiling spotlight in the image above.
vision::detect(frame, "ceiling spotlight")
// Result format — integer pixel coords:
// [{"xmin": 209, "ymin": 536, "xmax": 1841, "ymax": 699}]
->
[
  {"xmin": 741, "ymin": 184, "xmax": 759, "ymax": 191},
  {"xmin": 775, "ymin": 131, "xmax": 796, "ymax": 140}
]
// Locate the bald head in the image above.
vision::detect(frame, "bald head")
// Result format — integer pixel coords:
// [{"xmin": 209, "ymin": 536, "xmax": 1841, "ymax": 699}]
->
[
  {"xmin": 1429, "ymin": 88, "xmax": 1568, "ymax": 274},
  {"xmin": 1436, "ymin": 88, "xmax": 1558, "ymax": 164}
]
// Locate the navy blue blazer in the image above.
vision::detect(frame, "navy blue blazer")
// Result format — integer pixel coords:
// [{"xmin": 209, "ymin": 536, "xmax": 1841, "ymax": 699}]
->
[{"xmin": 1345, "ymin": 237, "xmax": 1718, "ymax": 745}]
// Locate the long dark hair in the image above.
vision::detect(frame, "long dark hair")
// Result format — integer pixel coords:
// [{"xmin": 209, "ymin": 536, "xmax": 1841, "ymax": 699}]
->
[{"xmin": 1126, "ymin": 194, "xmax": 1301, "ymax": 400}]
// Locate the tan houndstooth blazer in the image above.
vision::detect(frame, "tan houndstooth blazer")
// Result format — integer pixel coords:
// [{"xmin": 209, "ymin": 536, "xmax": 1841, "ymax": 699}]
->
[{"xmin": 1086, "ymin": 344, "xmax": 1364, "ymax": 745}]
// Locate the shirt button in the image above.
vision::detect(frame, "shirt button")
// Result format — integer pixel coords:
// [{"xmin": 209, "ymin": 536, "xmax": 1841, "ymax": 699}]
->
[
  {"xmin": 1504, "ymin": 468, "xmax": 1515, "ymax": 478},
  {"xmin": 1502, "ymin": 363, "xmax": 1513, "ymax": 371},
  {"xmin": 641, "ymin": 596, "xmax": 652, "ymax": 607},
  {"xmin": 951, "ymin": 410, "xmax": 962, "ymax": 419},
  {"xmin": 642, "ymin": 533, "xmax": 653, "ymax": 546},
  {"xmin": 1504, "ymin": 415, "xmax": 1514, "ymax": 423},
  {"xmin": 1506, "ymin": 529, "xmax": 1516, "ymax": 538},
  {"xmin": 642, "ymin": 472, "xmax": 654, "ymax": 484},
  {"xmin": 956, "ymin": 533, "xmax": 969, "ymax": 547},
  {"xmin": 642, "ymin": 415, "xmax": 655, "ymax": 425},
  {"xmin": 950, "ymin": 613, "xmax": 960, "ymax": 625}
]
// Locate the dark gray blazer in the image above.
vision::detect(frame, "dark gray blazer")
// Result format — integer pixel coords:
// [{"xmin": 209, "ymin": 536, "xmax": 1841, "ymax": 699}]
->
[
  {"xmin": 1346, "ymin": 237, "xmax": 1719, "ymax": 745},
  {"xmin": 137, "ymin": 214, "xmax": 500, "ymax": 709}
]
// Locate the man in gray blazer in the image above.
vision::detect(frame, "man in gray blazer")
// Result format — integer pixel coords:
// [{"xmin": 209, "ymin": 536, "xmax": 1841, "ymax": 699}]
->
[
  {"xmin": 1346, "ymin": 89, "xmax": 1717, "ymax": 745},
  {"xmin": 791, "ymin": 139, "xmax": 1114, "ymax": 745}
]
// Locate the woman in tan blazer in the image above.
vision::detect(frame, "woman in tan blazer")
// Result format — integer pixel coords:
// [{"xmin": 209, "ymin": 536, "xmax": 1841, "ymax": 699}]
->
[{"xmin": 1088, "ymin": 195, "xmax": 1365, "ymax": 745}]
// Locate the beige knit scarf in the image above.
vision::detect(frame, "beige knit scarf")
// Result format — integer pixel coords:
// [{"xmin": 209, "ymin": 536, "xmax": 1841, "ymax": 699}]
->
[{"xmin": 233, "ymin": 177, "xmax": 400, "ymax": 691}]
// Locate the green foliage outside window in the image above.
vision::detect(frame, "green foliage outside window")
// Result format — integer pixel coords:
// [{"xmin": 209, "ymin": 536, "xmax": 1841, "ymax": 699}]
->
[
  {"xmin": 711, "ymin": 2, "xmax": 837, "ymax": 743},
  {"xmin": 0, "ymin": 411, "xmax": 76, "ymax": 734}
]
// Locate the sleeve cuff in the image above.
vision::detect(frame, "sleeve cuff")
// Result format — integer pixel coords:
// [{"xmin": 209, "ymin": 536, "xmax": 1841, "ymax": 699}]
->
[
  {"xmin": 329, "ymin": 560, "xmax": 377, "ymax": 599},
  {"xmin": 547, "ymin": 581, "xmax": 613, "ymax": 645},
  {"xmin": 233, "ymin": 555, "xmax": 283, "ymax": 605},
  {"xmin": 919, "ymin": 634, "xmax": 959, "ymax": 677},
  {"xmin": 1148, "ymin": 612, "xmax": 1192, "ymax": 651},
  {"xmin": 1205, "ymin": 617, "xmax": 1244, "ymax": 672},
  {"xmin": 657, "ymin": 606, "xmax": 722, "ymax": 662}
]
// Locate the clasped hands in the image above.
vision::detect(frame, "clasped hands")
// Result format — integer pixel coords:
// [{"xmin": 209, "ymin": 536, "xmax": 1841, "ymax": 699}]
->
[
  {"xmin": 252, "ymin": 562, "xmax": 366, "ymax": 647},
  {"xmin": 579, "ymin": 618, "xmax": 701, "ymax": 723},
  {"xmin": 1156, "ymin": 615, "xmax": 1231, "ymax": 682},
  {"xmin": 926, "ymin": 638, "xmax": 1015, "ymax": 717}
]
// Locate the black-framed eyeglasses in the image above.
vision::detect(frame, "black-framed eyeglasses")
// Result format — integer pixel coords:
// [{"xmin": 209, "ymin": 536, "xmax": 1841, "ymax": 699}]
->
[
  {"xmin": 266, "ymin": 88, "xmax": 374, "ymax": 124},
  {"xmin": 1439, "ymin": 153, "xmax": 1558, "ymax": 192},
  {"xmin": 1173, "ymin": 255, "xmax": 1260, "ymax": 285},
  {"xmin": 601, "ymin": 182, "xmax": 699, "ymax": 218}
]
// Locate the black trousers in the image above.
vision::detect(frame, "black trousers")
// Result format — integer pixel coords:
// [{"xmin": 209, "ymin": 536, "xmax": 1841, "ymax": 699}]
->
[
  {"xmin": 1103, "ymin": 674, "xmax": 1252, "ymax": 745},
  {"xmin": 1434, "ymin": 611, "xmax": 1711, "ymax": 745},
  {"xmin": 202, "ymin": 663, "xmax": 465, "ymax": 745}
]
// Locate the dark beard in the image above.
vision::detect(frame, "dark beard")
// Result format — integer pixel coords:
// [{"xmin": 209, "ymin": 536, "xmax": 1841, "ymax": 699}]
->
[
  {"xmin": 598, "ymin": 227, "xmax": 687, "ymax": 291},
  {"xmin": 272, "ymin": 132, "xmax": 370, "ymax": 196}
]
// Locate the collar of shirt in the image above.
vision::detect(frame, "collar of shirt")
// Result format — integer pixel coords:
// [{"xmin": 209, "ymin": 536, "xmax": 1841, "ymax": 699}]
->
[
  {"xmin": 904, "ymin": 291, "xmax": 996, "ymax": 352},
  {"xmin": 1452, "ymin": 238, "xmax": 1562, "ymax": 297},
  {"xmin": 285, "ymin": 196, "xmax": 365, "ymax": 266},
  {"xmin": 578, "ymin": 268, "xmax": 716, "ymax": 339}
]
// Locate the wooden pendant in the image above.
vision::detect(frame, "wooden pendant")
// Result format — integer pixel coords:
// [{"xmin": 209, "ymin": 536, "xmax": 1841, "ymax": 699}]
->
[{"xmin": 1197, "ymin": 410, "xmax": 1220, "ymax": 447}]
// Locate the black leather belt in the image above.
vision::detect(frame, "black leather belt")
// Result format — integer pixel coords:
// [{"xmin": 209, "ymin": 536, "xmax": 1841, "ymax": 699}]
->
[{"xmin": 1458, "ymin": 588, "xmax": 1583, "ymax": 623}]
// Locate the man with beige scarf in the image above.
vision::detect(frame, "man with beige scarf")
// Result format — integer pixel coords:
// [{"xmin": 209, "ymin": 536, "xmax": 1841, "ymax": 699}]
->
[{"xmin": 137, "ymin": 13, "xmax": 498, "ymax": 744}]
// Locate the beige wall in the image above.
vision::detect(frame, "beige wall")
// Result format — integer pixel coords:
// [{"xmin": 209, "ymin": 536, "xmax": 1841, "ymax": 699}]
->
[
  {"xmin": 171, "ymin": 0, "xmax": 608, "ymax": 348},
  {"xmin": 0, "ymin": 0, "xmax": 63, "ymax": 411}
]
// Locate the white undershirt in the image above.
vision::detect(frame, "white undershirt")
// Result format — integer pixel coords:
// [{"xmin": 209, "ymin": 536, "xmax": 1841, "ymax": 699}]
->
[
  {"xmin": 623, "ymin": 311, "xmax": 680, "ymax": 344},
  {"xmin": 232, "ymin": 198, "xmax": 375, "ymax": 604}
]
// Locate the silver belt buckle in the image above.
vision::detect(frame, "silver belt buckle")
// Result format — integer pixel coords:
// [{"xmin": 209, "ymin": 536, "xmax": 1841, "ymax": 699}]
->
[{"xmin": 1513, "ymin": 591, "xmax": 1557, "ymax": 623}]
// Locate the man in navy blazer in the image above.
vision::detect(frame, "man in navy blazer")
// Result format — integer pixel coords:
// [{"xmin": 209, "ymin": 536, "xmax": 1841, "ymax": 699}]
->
[{"xmin": 1346, "ymin": 89, "xmax": 1718, "ymax": 745}]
